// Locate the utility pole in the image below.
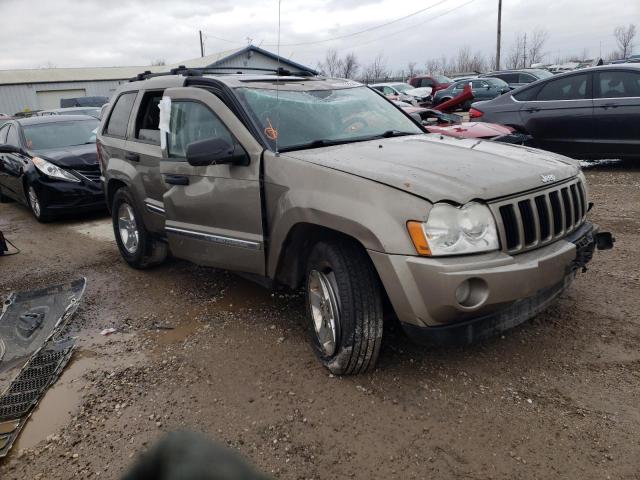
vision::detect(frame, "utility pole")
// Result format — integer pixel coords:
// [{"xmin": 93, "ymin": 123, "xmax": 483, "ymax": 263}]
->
[
  {"xmin": 523, "ymin": 32, "xmax": 527, "ymax": 68},
  {"xmin": 199, "ymin": 30, "xmax": 204, "ymax": 58},
  {"xmin": 496, "ymin": 0, "xmax": 502, "ymax": 70}
]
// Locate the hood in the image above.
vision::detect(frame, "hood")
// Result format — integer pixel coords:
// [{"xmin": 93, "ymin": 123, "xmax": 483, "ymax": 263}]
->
[
  {"xmin": 425, "ymin": 122, "xmax": 514, "ymax": 139},
  {"xmin": 282, "ymin": 135, "xmax": 579, "ymax": 204},
  {"xmin": 32, "ymin": 143, "xmax": 98, "ymax": 169}
]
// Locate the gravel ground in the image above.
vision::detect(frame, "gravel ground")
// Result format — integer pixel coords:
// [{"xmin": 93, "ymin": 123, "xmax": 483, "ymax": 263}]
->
[{"xmin": 0, "ymin": 161, "xmax": 639, "ymax": 479}]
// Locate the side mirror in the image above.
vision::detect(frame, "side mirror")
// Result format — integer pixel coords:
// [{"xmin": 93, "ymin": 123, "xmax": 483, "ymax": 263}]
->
[
  {"xmin": 0, "ymin": 144, "xmax": 25, "ymax": 155},
  {"xmin": 186, "ymin": 138, "xmax": 248, "ymax": 167}
]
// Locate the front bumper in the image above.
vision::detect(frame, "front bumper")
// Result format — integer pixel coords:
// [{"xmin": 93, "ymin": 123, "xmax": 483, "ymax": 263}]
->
[
  {"xmin": 32, "ymin": 176, "xmax": 105, "ymax": 212},
  {"xmin": 369, "ymin": 222, "xmax": 608, "ymax": 344}
]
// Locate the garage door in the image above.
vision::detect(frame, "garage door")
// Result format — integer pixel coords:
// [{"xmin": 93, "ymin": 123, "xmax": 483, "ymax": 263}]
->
[{"xmin": 36, "ymin": 89, "xmax": 86, "ymax": 110}]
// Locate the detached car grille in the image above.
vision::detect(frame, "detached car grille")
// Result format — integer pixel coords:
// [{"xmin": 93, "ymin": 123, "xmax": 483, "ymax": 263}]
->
[{"xmin": 490, "ymin": 177, "xmax": 587, "ymax": 254}]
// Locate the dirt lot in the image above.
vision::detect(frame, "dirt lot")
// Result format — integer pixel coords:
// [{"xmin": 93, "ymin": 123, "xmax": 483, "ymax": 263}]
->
[{"xmin": 0, "ymin": 161, "xmax": 639, "ymax": 479}]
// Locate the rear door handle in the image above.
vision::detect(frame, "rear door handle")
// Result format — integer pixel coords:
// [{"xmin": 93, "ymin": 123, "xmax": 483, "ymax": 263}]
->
[
  {"xmin": 524, "ymin": 107, "xmax": 540, "ymax": 113},
  {"xmin": 601, "ymin": 103, "xmax": 618, "ymax": 109},
  {"xmin": 164, "ymin": 174, "xmax": 189, "ymax": 185},
  {"xmin": 125, "ymin": 152, "xmax": 140, "ymax": 162}
]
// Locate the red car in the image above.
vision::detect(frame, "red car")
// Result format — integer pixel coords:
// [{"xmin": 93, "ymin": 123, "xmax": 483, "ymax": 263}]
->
[
  {"xmin": 408, "ymin": 74, "xmax": 452, "ymax": 94},
  {"xmin": 395, "ymin": 101, "xmax": 530, "ymax": 144}
]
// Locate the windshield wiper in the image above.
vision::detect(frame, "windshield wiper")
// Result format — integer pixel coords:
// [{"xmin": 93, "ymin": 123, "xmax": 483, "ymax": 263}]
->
[
  {"xmin": 280, "ymin": 138, "xmax": 355, "ymax": 152},
  {"xmin": 378, "ymin": 130, "xmax": 417, "ymax": 138}
]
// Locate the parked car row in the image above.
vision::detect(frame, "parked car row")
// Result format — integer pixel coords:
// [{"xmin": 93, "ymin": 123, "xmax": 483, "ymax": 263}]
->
[{"xmin": 472, "ymin": 64, "xmax": 640, "ymax": 159}]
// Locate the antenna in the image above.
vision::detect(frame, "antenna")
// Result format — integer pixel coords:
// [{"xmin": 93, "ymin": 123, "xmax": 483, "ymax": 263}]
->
[{"xmin": 275, "ymin": 0, "xmax": 282, "ymax": 156}]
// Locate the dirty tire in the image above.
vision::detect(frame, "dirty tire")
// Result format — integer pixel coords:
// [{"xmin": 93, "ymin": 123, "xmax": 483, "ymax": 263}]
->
[
  {"xmin": 112, "ymin": 187, "xmax": 167, "ymax": 269},
  {"xmin": 305, "ymin": 239, "xmax": 383, "ymax": 375}
]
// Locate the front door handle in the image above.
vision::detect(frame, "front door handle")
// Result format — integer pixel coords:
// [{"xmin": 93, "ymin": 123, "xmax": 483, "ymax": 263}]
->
[
  {"xmin": 125, "ymin": 152, "xmax": 140, "ymax": 162},
  {"xmin": 524, "ymin": 107, "xmax": 540, "ymax": 113},
  {"xmin": 600, "ymin": 103, "xmax": 618, "ymax": 109},
  {"xmin": 164, "ymin": 174, "xmax": 189, "ymax": 185}
]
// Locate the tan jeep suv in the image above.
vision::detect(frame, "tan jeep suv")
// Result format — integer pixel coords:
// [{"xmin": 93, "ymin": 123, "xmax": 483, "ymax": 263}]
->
[{"xmin": 97, "ymin": 68, "xmax": 612, "ymax": 375}]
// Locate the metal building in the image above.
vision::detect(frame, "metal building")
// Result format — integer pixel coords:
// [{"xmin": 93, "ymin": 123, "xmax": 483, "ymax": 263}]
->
[{"xmin": 0, "ymin": 45, "xmax": 316, "ymax": 115}]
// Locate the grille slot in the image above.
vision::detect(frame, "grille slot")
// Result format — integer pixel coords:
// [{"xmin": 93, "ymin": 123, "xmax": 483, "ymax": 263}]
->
[
  {"xmin": 73, "ymin": 168, "xmax": 101, "ymax": 182},
  {"xmin": 492, "ymin": 178, "xmax": 587, "ymax": 254}
]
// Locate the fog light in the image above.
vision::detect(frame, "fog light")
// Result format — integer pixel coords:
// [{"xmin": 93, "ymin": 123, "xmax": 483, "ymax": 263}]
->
[
  {"xmin": 455, "ymin": 278, "xmax": 489, "ymax": 309},
  {"xmin": 455, "ymin": 280, "xmax": 471, "ymax": 305}
]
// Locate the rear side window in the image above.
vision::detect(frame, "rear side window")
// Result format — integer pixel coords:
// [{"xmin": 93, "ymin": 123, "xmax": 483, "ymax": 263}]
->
[
  {"xmin": 519, "ymin": 73, "xmax": 536, "ymax": 83},
  {"xmin": 134, "ymin": 91, "xmax": 163, "ymax": 145},
  {"xmin": 595, "ymin": 70, "xmax": 640, "ymax": 98},
  {"xmin": 105, "ymin": 92, "xmax": 136, "ymax": 138},
  {"xmin": 419, "ymin": 78, "xmax": 434, "ymax": 88},
  {"xmin": 498, "ymin": 73, "xmax": 520, "ymax": 83},
  {"xmin": 168, "ymin": 101, "xmax": 234, "ymax": 159},
  {"xmin": 536, "ymin": 74, "xmax": 590, "ymax": 101},
  {"xmin": 513, "ymin": 85, "xmax": 539, "ymax": 101}
]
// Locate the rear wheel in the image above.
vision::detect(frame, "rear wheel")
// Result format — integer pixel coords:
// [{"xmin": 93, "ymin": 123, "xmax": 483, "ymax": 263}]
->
[
  {"xmin": 305, "ymin": 239, "xmax": 383, "ymax": 375},
  {"xmin": 112, "ymin": 187, "xmax": 167, "ymax": 269},
  {"xmin": 27, "ymin": 185, "xmax": 53, "ymax": 222}
]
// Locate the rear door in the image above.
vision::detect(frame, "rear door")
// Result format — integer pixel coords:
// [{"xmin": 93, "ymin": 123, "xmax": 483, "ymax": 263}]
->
[
  {"xmin": 519, "ymin": 72, "xmax": 593, "ymax": 156},
  {"xmin": 591, "ymin": 69, "xmax": 640, "ymax": 157},
  {"xmin": 159, "ymin": 87, "xmax": 265, "ymax": 275},
  {"xmin": 125, "ymin": 90, "xmax": 167, "ymax": 231}
]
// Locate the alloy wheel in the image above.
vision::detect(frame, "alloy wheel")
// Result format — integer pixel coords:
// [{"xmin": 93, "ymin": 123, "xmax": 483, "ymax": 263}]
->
[
  {"xmin": 117, "ymin": 203, "xmax": 139, "ymax": 254},
  {"xmin": 28, "ymin": 186, "xmax": 41, "ymax": 218},
  {"xmin": 307, "ymin": 269, "xmax": 340, "ymax": 356}
]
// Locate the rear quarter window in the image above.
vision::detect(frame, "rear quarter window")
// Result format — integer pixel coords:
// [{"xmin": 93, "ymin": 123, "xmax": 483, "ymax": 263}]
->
[
  {"xmin": 513, "ymin": 85, "xmax": 540, "ymax": 101},
  {"xmin": 105, "ymin": 92, "xmax": 137, "ymax": 138}
]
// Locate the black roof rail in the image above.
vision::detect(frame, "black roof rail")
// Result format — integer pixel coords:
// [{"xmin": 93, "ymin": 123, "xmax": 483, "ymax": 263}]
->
[{"xmin": 129, "ymin": 65, "xmax": 317, "ymax": 82}]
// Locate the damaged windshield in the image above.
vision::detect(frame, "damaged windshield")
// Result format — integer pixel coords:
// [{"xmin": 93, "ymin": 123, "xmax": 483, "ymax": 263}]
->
[{"xmin": 235, "ymin": 86, "xmax": 423, "ymax": 152}]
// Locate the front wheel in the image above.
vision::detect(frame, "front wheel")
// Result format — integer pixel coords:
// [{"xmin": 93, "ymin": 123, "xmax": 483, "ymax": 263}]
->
[
  {"xmin": 112, "ymin": 187, "xmax": 167, "ymax": 269},
  {"xmin": 305, "ymin": 239, "xmax": 383, "ymax": 375},
  {"xmin": 27, "ymin": 185, "xmax": 52, "ymax": 222}
]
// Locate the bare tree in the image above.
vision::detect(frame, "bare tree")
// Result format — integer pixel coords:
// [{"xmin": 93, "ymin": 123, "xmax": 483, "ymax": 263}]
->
[
  {"xmin": 455, "ymin": 46, "xmax": 473, "ymax": 72},
  {"xmin": 337, "ymin": 53, "xmax": 359, "ymax": 79},
  {"xmin": 362, "ymin": 54, "xmax": 390, "ymax": 83},
  {"xmin": 614, "ymin": 24, "xmax": 636, "ymax": 59},
  {"xmin": 151, "ymin": 58, "xmax": 166, "ymax": 66},
  {"xmin": 424, "ymin": 58, "xmax": 442, "ymax": 75},
  {"xmin": 317, "ymin": 49, "xmax": 343, "ymax": 77},
  {"xmin": 506, "ymin": 34, "xmax": 525, "ymax": 69},
  {"xmin": 407, "ymin": 61, "xmax": 419, "ymax": 78},
  {"xmin": 528, "ymin": 29, "xmax": 548, "ymax": 65}
]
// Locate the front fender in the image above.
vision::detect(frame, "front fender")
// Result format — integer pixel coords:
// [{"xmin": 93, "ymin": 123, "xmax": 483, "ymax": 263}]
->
[{"xmin": 264, "ymin": 152, "xmax": 432, "ymax": 279}]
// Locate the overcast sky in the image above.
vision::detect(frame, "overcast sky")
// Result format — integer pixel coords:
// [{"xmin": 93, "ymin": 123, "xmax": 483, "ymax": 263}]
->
[{"xmin": 1, "ymin": 0, "xmax": 638, "ymax": 72}]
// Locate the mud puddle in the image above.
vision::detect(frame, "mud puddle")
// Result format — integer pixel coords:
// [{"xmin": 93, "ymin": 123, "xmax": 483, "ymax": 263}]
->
[{"xmin": 13, "ymin": 330, "xmax": 145, "ymax": 452}]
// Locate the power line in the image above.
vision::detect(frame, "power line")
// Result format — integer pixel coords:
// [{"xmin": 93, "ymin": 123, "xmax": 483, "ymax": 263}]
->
[{"xmin": 202, "ymin": 0, "xmax": 452, "ymax": 48}]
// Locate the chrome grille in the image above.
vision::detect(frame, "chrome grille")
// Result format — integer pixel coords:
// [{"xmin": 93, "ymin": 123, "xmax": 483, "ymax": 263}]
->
[{"xmin": 490, "ymin": 178, "xmax": 587, "ymax": 254}]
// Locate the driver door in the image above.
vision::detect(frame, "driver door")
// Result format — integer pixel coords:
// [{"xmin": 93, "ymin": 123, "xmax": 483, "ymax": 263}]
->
[{"xmin": 159, "ymin": 87, "xmax": 266, "ymax": 275}]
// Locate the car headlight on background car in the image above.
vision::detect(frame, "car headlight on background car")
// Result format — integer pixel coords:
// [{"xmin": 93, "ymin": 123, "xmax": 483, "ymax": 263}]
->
[
  {"xmin": 32, "ymin": 157, "xmax": 80, "ymax": 182},
  {"xmin": 407, "ymin": 202, "xmax": 499, "ymax": 256}
]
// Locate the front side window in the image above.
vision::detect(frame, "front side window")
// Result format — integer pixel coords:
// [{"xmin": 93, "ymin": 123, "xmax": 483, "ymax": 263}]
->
[
  {"xmin": 168, "ymin": 101, "xmax": 234, "ymax": 159},
  {"xmin": 595, "ymin": 70, "xmax": 640, "ymax": 98},
  {"xmin": 536, "ymin": 73, "xmax": 590, "ymax": 101},
  {"xmin": 23, "ymin": 119, "xmax": 99, "ymax": 150},
  {"xmin": 6, "ymin": 125, "xmax": 21, "ymax": 147},
  {"xmin": 235, "ymin": 85, "xmax": 423, "ymax": 152},
  {"xmin": 419, "ymin": 78, "xmax": 434, "ymax": 88},
  {"xmin": 519, "ymin": 73, "xmax": 536, "ymax": 83},
  {"xmin": 105, "ymin": 92, "xmax": 137, "ymax": 137}
]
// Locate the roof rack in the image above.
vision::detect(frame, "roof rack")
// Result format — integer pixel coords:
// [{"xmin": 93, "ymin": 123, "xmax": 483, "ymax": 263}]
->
[{"xmin": 129, "ymin": 66, "xmax": 317, "ymax": 82}]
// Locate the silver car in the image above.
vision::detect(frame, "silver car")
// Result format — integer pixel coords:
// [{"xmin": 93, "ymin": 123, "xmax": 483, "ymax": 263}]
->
[{"xmin": 97, "ymin": 71, "xmax": 612, "ymax": 375}]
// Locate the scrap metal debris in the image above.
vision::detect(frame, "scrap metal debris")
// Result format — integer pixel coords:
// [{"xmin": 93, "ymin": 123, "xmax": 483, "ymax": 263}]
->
[{"xmin": 0, "ymin": 277, "xmax": 86, "ymax": 457}]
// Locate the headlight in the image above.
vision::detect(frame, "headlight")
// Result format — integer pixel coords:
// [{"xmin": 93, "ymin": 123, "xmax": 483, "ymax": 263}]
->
[
  {"xmin": 407, "ymin": 202, "xmax": 499, "ymax": 256},
  {"xmin": 32, "ymin": 157, "xmax": 80, "ymax": 182}
]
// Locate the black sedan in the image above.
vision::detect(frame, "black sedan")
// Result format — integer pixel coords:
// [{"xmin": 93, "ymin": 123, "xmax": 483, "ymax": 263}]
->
[
  {"xmin": 0, "ymin": 115, "xmax": 104, "ymax": 221},
  {"xmin": 432, "ymin": 78, "xmax": 511, "ymax": 110},
  {"xmin": 471, "ymin": 64, "xmax": 640, "ymax": 159}
]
